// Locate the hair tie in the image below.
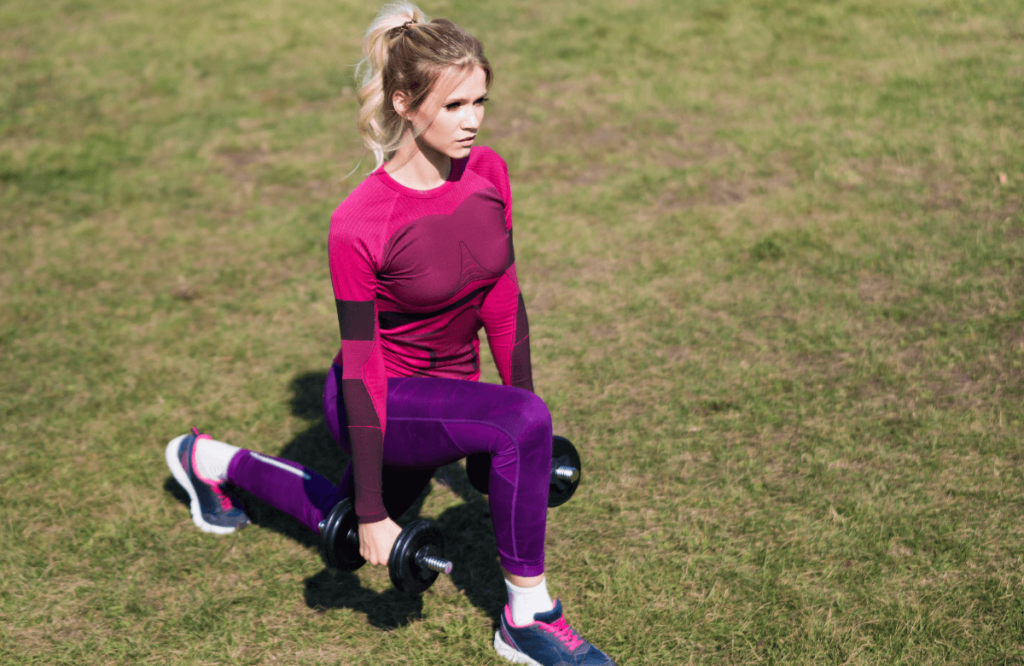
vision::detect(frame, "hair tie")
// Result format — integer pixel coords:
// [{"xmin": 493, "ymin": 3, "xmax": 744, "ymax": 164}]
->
[{"xmin": 389, "ymin": 20, "xmax": 417, "ymax": 39}]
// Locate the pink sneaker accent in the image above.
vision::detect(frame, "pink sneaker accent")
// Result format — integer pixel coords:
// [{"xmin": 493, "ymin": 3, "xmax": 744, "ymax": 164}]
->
[{"xmin": 189, "ymin": 429, "xmax": 233, "ymax": 512}]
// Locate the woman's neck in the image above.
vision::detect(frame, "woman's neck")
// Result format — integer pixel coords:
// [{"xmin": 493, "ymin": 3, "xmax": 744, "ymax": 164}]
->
[{"xmin": 386, "ymin": 135, "xmax": 452, "ymax": 190}]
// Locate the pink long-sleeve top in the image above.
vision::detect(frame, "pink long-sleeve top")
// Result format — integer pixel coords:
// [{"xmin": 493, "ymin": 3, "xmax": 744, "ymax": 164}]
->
[{"xmin": 328, "ymin": 146, "xmax": 533, "ymax": 523}]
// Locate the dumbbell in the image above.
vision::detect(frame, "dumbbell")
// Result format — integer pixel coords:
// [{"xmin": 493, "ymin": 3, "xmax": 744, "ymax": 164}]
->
[
  {"xmin": 318, "ymin": 498, "xmax": 453, "ymax": 594},
  {"xmin": 466, "ymin": 435, "xmax": 582, "ymax": 508}
]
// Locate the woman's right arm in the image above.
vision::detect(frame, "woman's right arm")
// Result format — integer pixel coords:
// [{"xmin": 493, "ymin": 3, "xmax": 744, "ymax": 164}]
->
[
  {"xmin": 330, "ymin": 220, "xmax": 404, "ymax": 564},
  {"xmin": 328, "ymin": 218, "xmax": 393, "ymax": 527}
]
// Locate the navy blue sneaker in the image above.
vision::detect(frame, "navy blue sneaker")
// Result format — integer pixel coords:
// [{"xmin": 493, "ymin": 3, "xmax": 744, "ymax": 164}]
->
[
  {"xmin": 494, "ymin": 600, "xmax": 616, "ymax": 665},
  {"xmin": 165, "ymin": 428, "xmax": 249, "ymax": 534}
]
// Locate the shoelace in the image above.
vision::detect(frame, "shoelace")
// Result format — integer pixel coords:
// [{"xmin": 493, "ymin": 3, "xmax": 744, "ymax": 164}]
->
[{"xmin": 543, "ymin": 616, "xmax": 584, "ymax": 651}]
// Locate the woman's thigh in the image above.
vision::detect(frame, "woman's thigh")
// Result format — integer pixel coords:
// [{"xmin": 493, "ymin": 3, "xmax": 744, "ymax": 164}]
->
[{"xmin": 324, "ymin": 367, "xmax": 550, "ymax": 468}]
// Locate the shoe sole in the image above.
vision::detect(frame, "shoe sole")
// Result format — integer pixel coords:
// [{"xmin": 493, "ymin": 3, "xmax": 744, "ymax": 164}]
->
[
  {"xmin": 493, "ymin": 631, "xmax": 543, "ymax": 666},
  {"xmin": 165, "ymin": 435, "xmax": 240, "ymax": 535}
]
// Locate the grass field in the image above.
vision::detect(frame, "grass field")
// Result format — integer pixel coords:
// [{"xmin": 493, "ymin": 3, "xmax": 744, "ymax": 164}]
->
[{"xmin": 2, "ymin": 0, "xmax": 1024, "ymax": 663}]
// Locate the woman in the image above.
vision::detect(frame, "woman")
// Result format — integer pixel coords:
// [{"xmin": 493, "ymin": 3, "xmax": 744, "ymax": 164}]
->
[{"xmin": 165, "ymin": 4, "xmax": 614, "ymax": 665}]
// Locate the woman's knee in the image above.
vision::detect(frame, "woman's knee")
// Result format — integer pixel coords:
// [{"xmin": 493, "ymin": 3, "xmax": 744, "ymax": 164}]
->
[{"xmin": 497, "ymin": 390, "xmax": 552, "ymax": 458}]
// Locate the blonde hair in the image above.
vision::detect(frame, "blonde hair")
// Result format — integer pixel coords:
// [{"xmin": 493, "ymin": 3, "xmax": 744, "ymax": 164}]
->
[{"xmin": 356, "ymin": 2, "xmax": 493, "ymax": 169}]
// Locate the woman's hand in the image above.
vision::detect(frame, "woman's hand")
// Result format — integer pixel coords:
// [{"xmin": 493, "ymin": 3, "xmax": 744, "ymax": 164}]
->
[{"xmin": 358, "ymin": 517, "xmax": 403, "ymax": 567}]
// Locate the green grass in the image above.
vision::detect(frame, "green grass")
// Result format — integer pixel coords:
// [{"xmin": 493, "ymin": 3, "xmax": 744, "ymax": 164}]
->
[{"xmin": 2, "ymin": 0, "xmax": 1024, "ymax": 663}]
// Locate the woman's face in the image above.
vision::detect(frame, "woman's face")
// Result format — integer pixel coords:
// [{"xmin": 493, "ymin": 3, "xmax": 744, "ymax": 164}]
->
[{"xmin": 410, "ymin": 66, "xmax": 488, "ymax": 160}]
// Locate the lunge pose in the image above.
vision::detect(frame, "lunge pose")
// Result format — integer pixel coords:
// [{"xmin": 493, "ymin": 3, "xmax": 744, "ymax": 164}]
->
[{"xmin": 165, "ymin": 4, "xmax": 614, "ymax": 664}]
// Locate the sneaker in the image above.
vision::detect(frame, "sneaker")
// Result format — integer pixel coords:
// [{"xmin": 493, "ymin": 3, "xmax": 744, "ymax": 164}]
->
[
  {"xmin": 165, "ymin": 428, "xmax": 249, "ymax": 534},
  {"xmin": 494, "ymin": 600, "xmax": 616, "ymax": 666}
]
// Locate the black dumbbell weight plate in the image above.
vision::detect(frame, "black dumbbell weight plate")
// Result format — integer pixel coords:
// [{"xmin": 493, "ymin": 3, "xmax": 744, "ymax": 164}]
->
[
  {"xmin": 319, "ymin": 499, "xmax": 366, "ymax": 571},
  {"xmin": 389, "ymin": 519, "xmax": 445, "ymax": 594},
  {"xmin": 548, "ymin": 436, "xmax": 581, "ymax": 508}
]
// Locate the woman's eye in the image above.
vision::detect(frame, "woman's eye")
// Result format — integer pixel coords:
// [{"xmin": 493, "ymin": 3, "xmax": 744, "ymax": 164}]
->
[{"xmin": 445, "ymin": 102, "xmax": 461, "ymax": 111}]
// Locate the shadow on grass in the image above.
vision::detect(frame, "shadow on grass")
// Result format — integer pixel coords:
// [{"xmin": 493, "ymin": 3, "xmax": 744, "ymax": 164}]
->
[
  {"xmin": 164, "ymin": 370, "xmax": 508, "ymax": 628},
  {"xmin": 431, "ymin": 465, "xmax": 509, "ymax": 621}
]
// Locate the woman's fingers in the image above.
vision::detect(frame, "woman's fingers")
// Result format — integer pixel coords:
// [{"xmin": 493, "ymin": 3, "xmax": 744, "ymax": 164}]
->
[{"xmin": 358, "ymin": 518, "xmax": 404, "ymax": 567}]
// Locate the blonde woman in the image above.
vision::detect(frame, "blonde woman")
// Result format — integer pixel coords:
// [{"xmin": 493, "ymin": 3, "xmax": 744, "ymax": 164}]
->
[{"xmin": 165, "ymin": 4, "xmax": 614, "ymax": 664}]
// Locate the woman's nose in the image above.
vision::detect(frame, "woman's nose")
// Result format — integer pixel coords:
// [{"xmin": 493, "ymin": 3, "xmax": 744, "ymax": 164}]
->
[{"xmin": 462, "ymin": 108, "xmax": 481, "ymax": 130}]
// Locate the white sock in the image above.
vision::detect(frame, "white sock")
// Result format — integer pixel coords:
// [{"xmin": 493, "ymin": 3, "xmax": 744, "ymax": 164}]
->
[
  {"xmin": 193, "ymin": 436, "xmax": 240, "ymax": 483},
  {"xmin": 505, "ymin": 577, "xmax": 554, "ymax": 626}
]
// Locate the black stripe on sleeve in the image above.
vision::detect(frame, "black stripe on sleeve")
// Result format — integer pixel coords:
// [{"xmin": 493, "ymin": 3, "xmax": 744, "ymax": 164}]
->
[
  {"xmin": 513, "ymin": 292, "xmax": 530, "ymax": 344},
  {"xmin": 511, "ymin": 292, "xmax": 533, "ymax": 391},
  {"xmin": 340, "ymin": 378, "xmax": 382, "ymax": 429},
  {"xmin": 335, "ymin": 299, "xmax": 376, "ymax": 341},
  {"xmin": 511, "ymin": 338, "xmax": 533, "ymax": 392}
]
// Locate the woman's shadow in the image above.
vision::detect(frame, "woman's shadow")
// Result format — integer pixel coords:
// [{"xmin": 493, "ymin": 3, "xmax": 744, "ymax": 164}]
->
[{"xmin": 166, "ymin": 371, "xmax": 509, "ymax": 629}]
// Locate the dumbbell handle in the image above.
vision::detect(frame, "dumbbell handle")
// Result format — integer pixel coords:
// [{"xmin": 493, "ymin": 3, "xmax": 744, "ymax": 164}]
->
[
  {"xmin": 417, "ymin": 552, "xmax": 454, "ymax": 574},
  {"xmin": 317, "ymin": 519, "xmax": 454, "ymax": 576},
  {"xmin": 553, "ymin": 465, "xmax": 580, "ymax": 482}
]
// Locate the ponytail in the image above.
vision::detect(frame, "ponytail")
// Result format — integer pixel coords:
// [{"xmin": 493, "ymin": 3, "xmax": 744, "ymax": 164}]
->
[{"xmin": 355, "ymin": 2, "xmax": 492, "ymax": 170}]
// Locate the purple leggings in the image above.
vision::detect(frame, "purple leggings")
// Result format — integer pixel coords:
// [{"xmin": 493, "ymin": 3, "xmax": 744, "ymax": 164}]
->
[{"xmin": 226, "ymin": 368, "xmax": 552, "ymax": 576}]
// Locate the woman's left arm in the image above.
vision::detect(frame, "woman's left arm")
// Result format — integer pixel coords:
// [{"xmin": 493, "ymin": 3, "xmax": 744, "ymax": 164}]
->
[
  {"xmin": 478, "ymin": 150, "xmax": 533, "ymax": 392},
  {"xmin": 480, "ymin": 262, "xmax": 533, "ymax": 392}
]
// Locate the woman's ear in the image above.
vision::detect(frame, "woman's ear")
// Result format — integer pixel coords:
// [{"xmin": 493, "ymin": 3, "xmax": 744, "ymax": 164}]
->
[{"xmin": 392, "ymin": 91, "xmax": 410, "ymax": 121}]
